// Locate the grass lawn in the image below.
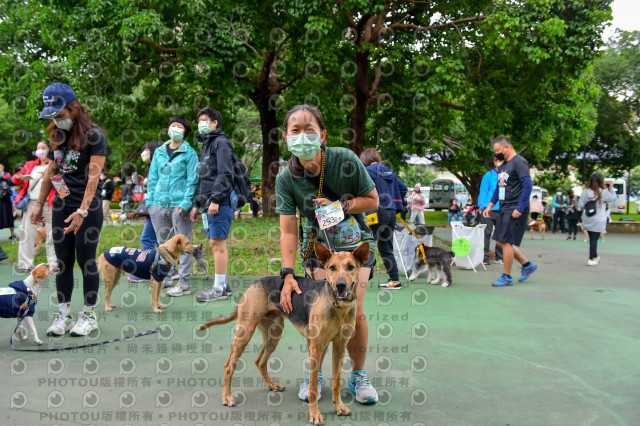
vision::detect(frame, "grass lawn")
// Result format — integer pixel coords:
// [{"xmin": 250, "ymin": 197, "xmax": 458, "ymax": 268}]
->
[{"xmin": 2, "ymin": 215, "xmax": 453, "ymax": 276}]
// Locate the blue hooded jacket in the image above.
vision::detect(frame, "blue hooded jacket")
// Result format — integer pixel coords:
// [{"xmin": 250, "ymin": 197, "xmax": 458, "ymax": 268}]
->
[
  {"xmin": 0, "ymin": 281, "xmax": 36, "ymax": 318},
  {"xmin": 365, "ymin": 163, "xmax": 408, "ymax": 211}
]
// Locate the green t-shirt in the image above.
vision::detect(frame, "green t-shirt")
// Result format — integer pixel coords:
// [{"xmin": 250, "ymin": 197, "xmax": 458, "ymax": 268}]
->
[{"xmin": 275, "ymin": 147, "xmax": 376, "ymax": 255}]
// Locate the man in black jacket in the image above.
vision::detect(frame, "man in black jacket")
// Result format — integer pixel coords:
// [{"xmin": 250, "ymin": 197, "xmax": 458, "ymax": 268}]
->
[{"xmin": 189, "ymin": 107, "xmax": 235, "ymax": 302}]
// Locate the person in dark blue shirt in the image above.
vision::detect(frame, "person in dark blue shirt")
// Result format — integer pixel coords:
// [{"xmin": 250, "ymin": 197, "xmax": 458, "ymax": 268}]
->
[
  {"xmin": 483, "ymin": 136, "xmax": 537, "ymax": 287},
  {"xmin": 360, "ymin": 148, "xmax": 407, "ymax": 290}
]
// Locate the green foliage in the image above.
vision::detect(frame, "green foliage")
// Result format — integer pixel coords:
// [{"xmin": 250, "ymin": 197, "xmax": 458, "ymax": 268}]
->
[
  {"xmin": 533, "ymin": 171, "xmax": 574, "ymax": 194},
  {"xmin": 0, "ymin": 0, "xmax": 615, "ymax": 201},
  {"xmin": 397, "ymin": 165, "xmax": 437, "ymax": 191}
]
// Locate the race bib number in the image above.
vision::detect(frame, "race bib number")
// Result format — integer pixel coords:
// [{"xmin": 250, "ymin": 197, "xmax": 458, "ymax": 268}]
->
[
  {"xmin": 498, "ymin": 187, "xmax": 505, "ymax": 201},
  {"xmin": 51, "ymin": 174, "xmax": 70, "ymax": 198},
  {"xmin": 315, "ymin": 202, "xmax": 345, "ymax": 230},
  {"xmin": 320, "ymin": 216, "xmax": 362, "ymax": 248}
]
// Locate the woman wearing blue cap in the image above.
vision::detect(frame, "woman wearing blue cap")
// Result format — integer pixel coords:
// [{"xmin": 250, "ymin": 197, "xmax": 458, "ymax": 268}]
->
[{"xmin": 31, "ymin": 83, "xmax": 107, "ymax": 337}]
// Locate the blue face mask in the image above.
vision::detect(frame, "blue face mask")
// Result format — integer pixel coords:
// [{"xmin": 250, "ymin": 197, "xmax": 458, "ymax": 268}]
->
[{"xmin": 287, "ymin": 133, "xmax": 321, "ymax": 160}]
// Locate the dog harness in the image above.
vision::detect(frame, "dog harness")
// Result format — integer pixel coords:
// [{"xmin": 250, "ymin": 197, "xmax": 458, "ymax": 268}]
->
[
  {"xmin": 103, "ymin": 247, "xmax": 172, "ymax": 281},
  {"xmin": 0, "ymin": 281, "xmax": 36, "ymax": 318}
]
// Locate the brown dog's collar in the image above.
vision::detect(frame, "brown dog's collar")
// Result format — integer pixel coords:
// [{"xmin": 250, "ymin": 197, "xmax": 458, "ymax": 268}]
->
[{"xmin": 157, "ymin": 246, "xmax": 177, "ymax": 265}]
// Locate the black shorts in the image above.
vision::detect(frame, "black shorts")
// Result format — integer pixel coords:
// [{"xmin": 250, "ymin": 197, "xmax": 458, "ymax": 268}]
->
[
  {"xmin": 492, "ymin": 209, "xmax": 529, "ymax": 246},
  {"xmin": 530, "ymin": 212, "xmax": 539, "ymax": 220},
  {"xmin": 302, "ymin": 248, "xmax": 376, "ymax": 280}
]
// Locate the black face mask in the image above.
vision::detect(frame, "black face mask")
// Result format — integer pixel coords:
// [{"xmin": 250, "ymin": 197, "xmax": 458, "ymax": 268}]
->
[{"xmin": 495, "ymin": 152, "xmax": 505, "ymax": 161}]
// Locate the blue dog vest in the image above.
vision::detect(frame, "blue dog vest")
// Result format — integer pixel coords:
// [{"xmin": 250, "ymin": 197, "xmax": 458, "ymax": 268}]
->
[
  {"xmin": 103, "ymin": 247, "xmax": 172, "ymax": 281},
  {"xmin": 0, "ymin": 281, "xmax": 36, "ymax": 318}
]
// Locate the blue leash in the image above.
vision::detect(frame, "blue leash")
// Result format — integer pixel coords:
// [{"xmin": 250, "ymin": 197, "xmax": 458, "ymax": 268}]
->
[{"xmin": 10, "ymin": 298, "xmax": 160, "ymax": 352}]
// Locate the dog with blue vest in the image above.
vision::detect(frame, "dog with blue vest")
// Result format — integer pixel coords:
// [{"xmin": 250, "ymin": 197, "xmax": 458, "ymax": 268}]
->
[
  {"xmin": 1, "ymin": 263, "xmax": 54, "ymax": 345},
  {"xmin": 98, "ymin": 234, "xmax": 196, "ymax": 314}
]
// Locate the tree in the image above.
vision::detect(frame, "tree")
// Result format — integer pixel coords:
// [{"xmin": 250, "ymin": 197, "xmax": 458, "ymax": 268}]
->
[
  {"xmin": 581, "ymin": 30, "xmax": 640, "ymax": 178},
  {"xmin": 0, "ymin": 0, "xmax": 319, "ymax": 216}
]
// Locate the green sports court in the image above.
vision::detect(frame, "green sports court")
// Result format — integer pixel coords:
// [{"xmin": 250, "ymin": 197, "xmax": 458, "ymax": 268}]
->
[{"xmin": 1, "ymin": 228, "xmax": 638, "ymax": 425}]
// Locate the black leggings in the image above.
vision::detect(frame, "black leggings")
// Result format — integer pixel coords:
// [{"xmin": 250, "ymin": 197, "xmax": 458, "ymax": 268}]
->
[
  {"xmin": 52, "ymin": 202, "xmax": 103, "ymax": 305},
  {"xmin": 567, "ymin": 219, "xmax": 579, "ymax": 237},
  {"xmin": 587, "ymin": 230, "xmax": 599, "ymax": 260}
]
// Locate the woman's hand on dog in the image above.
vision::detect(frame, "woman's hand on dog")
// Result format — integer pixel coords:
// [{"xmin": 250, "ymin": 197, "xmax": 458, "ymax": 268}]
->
[{"xmin": 280, "ymin": 275, "xmax": 302, "ymax": 314}]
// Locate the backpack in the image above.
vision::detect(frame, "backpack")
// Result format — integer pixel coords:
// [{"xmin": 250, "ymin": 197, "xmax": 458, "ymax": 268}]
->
[
  {"xmin": 230, "ymin": 154, "xmax": 252, "ymax": 209},
  {"xmin": 0, "ymin": 181, "xmax": 11, "ymax": 199},
  {"xmin": 584, "ymin": 200, "xmax": 597, "ymax": 217}
]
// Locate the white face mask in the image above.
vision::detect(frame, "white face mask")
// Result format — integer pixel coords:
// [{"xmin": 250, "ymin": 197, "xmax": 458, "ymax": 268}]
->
[
  {"xmin": 141, "ymin": 149, "xmax": 151, "ymax": 163},
  {"xmin": 198, "ymin": 121, "xmax": 212, "ymax": 134},
  {"xmin": 168, "ymin": 126, "xmax": 184, "ymax": 141},
  {"xmin": 53, "ymin": 118, "xmax": 73, "ymax": 130},
  {"xmin": 556, "ymin": 192, "xmax": 562, "ymax": 196},
  {"xmin": 35, "ymin": 149, "xmax": 49, "ymax": 159},
  {"xmin": 286, "ymin": 133, "xmax": 321, "ymax": 160}
]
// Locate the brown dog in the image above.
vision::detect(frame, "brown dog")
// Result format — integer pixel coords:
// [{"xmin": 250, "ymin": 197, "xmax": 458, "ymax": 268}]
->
[
  {"xmin": 98, "ymin": 234, "xmax": 196, "ymax": 313},
  {"xmin": 34, "ymin": 226, "xmax": 47, "ymax": 253},
  {"xmin": 198, "ymin": 242, "xmax": 370, "ymax": 425},
  {"xmin": 530, "ymin": 218, "xmax": 546, "ymax": 239}
]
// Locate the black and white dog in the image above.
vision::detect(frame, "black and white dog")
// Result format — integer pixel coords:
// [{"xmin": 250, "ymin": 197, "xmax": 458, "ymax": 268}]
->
[{"xmin": 408, "ymin": 244, "xmax": 454, "ymax": 287}]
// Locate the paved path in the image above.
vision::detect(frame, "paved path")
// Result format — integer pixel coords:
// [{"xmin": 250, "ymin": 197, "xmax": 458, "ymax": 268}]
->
[{"xmin": 0, "ymin": 227, "xmax": 638, "ymax": 425}]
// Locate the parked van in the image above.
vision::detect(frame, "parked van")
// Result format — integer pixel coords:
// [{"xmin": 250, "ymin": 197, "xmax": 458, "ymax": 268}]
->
[
  {"xmin": 530, "ymin": 186, "xmax": 549, "ymax": 201},
  {"xmin": 429, "ymin": 179, "xmax": 470, "ymax": 210},
  {"xmin": 604, "ymin": 178, "xmax": 626, "ymax": 213}
]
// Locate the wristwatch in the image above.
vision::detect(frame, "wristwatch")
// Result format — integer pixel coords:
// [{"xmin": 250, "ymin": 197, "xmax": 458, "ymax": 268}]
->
[
  {"xmin": 280, "ymin": 267, "xmax": 295, "ymax": 279},
  {"xmin": 76, "ymin": 208, "xmax": 88, "ymax": 218}
]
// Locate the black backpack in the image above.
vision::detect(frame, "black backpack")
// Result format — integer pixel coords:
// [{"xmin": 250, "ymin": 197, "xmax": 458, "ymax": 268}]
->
[
  {"xmin": 0, "ymin": 181, "xmax": 12, "ymax": 199},
  {"xmin": 230, "ymin": 154, "xmax": 252, "ymax": 209},
  {"xmin": 584, "ymin": 200, "xmax": 597, "ymax": 217}
]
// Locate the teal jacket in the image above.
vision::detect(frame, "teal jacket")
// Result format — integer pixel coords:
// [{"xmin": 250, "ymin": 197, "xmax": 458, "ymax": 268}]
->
[{"xmin": 146, "ymin": 140, "xmax": 199, "ymax": 211}]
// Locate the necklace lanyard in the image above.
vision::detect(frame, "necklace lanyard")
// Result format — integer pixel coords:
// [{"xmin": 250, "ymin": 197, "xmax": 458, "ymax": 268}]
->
[{"xmin": 299, "ymin": 150, "xmax": 325, "ymax": 260}]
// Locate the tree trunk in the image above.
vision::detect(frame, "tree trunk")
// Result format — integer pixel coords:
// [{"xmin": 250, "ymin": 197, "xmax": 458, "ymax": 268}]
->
[
  {"xmin": 349, "ymin": 51, "xmax": 370, "ymax": 156},
  {"xmin": 252, "ymin": 91, "xmax": 280, "ymax": 217}
]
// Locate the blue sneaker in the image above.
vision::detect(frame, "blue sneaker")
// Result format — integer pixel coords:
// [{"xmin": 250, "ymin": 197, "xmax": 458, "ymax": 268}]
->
[
  {"xmin": 492, "ymin": 274, "xmax": 513, "ymax": 287},
  {"xmin": 298, "ymin": 370, "xmax": 323, "ymax": 402},
  {"xmin": 519, "ymin": 262, "xmax": 538, "ymax": 282},
  {"xmin": 348, "ymin": 370, "xmax": 378, "ymax": 404}
]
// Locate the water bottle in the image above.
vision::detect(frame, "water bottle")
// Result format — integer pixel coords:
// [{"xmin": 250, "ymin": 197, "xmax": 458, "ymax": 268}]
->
[{"xmin": 201, "ymin": 212, "xmax": 209, "ymax": 229}]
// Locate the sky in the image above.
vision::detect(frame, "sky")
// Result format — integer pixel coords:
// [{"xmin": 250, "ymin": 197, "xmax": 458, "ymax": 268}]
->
[{"xmin": 602, "ymin": 0, "xmax": 640, "ymax": 41}]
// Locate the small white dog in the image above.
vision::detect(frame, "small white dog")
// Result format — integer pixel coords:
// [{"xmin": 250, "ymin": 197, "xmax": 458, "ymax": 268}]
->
[
  {"xmin": 408, "ymin": 244, "xmax": 455, "ymax": 287},
  {"xmin": 1, "ymin": 264, "xmax": 53, "ymax": 345}
]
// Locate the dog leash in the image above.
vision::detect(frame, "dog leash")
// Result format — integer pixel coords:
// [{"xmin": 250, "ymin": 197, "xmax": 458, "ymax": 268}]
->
[{"xmin": 10, "ymin": 299, "xmax": 160, "ymax": 352}]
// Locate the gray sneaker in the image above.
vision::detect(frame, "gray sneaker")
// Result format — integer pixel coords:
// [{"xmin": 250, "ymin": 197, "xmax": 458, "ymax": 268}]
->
[
  {"xmin": 167, "ymin": 279, "xmax": 190, "ymax": 297},
  {"xmin": 197, "ymin": 285, "xmax": 229, "ymax": 302},
  {"xmin": 161, "ymin": 277, "xmax": 175, "ymax": 290}
]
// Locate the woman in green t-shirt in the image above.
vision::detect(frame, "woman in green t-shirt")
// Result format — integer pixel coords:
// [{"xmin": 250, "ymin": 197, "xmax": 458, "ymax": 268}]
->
[{"xmin": 275, "ymin": 104, "xmax": 380, "ymax": 404}]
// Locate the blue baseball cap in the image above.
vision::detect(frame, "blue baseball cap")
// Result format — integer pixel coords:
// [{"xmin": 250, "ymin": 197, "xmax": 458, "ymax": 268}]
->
[{"xmin": 38, "ymin": 83, "xmax": 76, "ymax": 119}]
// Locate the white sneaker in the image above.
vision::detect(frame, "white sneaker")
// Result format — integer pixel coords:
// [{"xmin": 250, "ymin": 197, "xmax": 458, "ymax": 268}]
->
[
  {"xmin": 594, "ymin": 256, "xmax": 600, "ymax": 264},
  {"xmin": 167, "ymin": 280, "xmax": 190, "ymax": 297},
  {"xmin": 70, "ymin": 312, "xmax": 98, "ymax": 336},
  {"xmin": 298, "ymin": 370, "xmax": 323, "ymax": 401},
  {"xmin": 587, "ymin": 259, "xmax": 598, "ymax": 266},
  {"xmin": 348, "ymin": 370, "xmax": 378, "ymax": 404},
  {"xmin": 47, "ymin": 312, "xmax": 75, "ymax": 336}
]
